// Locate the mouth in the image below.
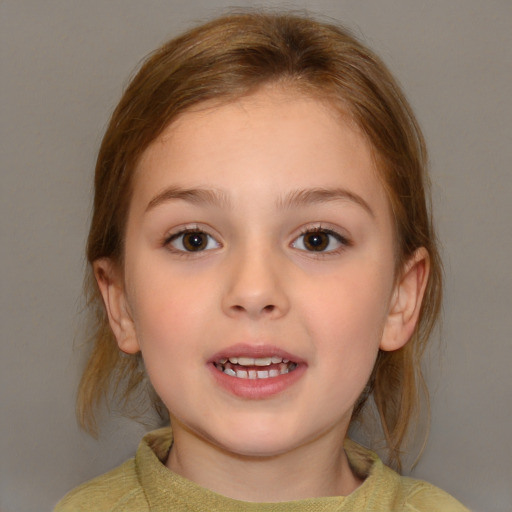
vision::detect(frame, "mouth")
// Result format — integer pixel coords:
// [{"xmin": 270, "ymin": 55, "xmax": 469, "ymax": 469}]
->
[
  {"xmin": 214, "ymin": 356, "xmax": 298, "ymax": 379},
  {"xmin": 208, "ymin": 345, "xmax": 305, "ymax": 398}
]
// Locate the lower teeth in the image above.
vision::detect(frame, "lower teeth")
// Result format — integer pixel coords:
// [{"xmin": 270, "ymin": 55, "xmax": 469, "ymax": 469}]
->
[{"xmin": 216, "ymin": 362, "xmax": 297, "ymax": 379}]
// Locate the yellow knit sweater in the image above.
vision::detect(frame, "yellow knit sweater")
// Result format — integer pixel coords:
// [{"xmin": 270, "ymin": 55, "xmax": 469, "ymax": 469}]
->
[{"xmin": 55, "ymin": 428, "xmax": 468, "ymax": 511}]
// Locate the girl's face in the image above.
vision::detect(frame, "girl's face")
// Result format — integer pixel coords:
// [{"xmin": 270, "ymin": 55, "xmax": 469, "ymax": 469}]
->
[{"xmin": 98, "ymin": 88, "xmax": 425, "ymax": 460}]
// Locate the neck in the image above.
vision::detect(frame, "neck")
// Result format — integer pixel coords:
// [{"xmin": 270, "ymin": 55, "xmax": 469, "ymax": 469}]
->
[{"xmin": 166, "ymin": 420, "xmax": 363, "ymax": 502}]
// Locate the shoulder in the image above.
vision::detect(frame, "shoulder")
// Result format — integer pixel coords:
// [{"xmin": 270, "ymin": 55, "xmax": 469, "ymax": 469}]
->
[
  {"xmin": 398, "ymin": 477, "xmax": 469, "ymax": 512},
  {"xmin": 379, "ymin": 466, "xmax": 469, "ymax": 512},
  {"xmin": 54, "ymin": 458, "xmax": 148, "ymax": 512},
  {"xmin": 344, "ymin": 440, "xmax": 468, "ymax": 512}
]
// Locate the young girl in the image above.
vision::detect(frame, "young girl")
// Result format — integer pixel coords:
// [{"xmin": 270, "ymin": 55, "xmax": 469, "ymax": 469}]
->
[{"xmin": 56, "ymin": 11, "xmax": 468, "ymax": 511}]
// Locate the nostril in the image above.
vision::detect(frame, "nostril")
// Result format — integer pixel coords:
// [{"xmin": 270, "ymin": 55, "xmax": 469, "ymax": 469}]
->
[{"xmin": 230, "ymin": 304, "xmax": 275, "ymax": 313}]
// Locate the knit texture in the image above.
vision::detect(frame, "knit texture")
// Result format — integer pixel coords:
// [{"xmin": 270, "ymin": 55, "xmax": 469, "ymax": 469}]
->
[{"xmin": 55, "ymin": 428, "xmax": 468, "ymax": 511}]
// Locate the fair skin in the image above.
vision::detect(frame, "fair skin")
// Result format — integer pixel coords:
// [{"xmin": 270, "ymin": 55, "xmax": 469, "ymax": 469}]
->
[{"xmin": 95, "ymin": 88, "xmax": 429, "ymax": 502}]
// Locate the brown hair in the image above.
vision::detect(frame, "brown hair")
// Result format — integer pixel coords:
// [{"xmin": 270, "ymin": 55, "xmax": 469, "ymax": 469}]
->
[{"xmin": 78, "ymin": 11, "xmax": 442, "ymax": 471}]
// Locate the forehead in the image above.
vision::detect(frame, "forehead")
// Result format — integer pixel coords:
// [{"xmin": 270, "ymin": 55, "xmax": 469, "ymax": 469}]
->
[{"xmin": 132, "ymin": 88, "xmax": 389, "ymax": 217}]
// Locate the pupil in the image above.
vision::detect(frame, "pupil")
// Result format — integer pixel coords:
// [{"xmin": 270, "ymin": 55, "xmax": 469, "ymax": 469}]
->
[
  {"xmin": 305, "ymin": 232, "xmax": 328, "ymax": 251},
  {"xmin": 184, "ymin": 233, "xmax": 206, "ymax": 251}
]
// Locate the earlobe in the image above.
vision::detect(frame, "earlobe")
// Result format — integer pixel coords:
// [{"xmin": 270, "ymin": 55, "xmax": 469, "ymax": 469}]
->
[
  {"xmin": 93, "ymin": 258, "xmax": 140, "ymax": 354},
  {"xmin": 380, "ymin": 247, "xmax": 430, "ymax": 352}
]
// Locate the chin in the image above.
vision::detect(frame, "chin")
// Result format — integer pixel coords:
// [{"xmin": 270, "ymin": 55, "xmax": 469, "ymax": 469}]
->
[
  {"xmin": 200, "ymin": 419, "xmax": 309, "ymax": 459},
  {"xmin": 219, "ymin": 438, "xmax": 297, "ymax": 459}
]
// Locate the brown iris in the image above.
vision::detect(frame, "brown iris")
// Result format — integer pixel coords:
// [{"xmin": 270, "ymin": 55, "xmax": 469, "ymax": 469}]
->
[
  {"xmin": 303, "ymin": 231, "xmax": 329, "ymax": 251},
  {"xmin": 182, "ymin": 232, "xmax": 208, "ymax": 251}
]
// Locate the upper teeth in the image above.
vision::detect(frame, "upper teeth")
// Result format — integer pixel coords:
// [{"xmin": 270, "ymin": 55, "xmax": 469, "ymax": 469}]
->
[{"xmin": 219, "ymin": 356, "xmax": 289, "ymax": 366}]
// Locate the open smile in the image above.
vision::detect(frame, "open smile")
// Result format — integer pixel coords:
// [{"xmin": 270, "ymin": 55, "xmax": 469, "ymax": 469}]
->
[
  {"xmin": 214, "ymin": 356, "xmax": 298, "ymax": 379},
  {"xmin": 209, "ymin": 346, "xmax": 305, "ymax": 398}
]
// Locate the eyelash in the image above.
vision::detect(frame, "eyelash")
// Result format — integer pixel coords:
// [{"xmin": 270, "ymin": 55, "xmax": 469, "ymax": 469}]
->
[
  {"xmin": 292, "ymin": 226, "xmax": 351, "ymax": 255},
  {"xmin": 164, "ymin": 226, "xmax": 221, "ymax": 255},
  {"xmin": 163, "ymin": 225, "xmax": 351, "ymax": 255}
]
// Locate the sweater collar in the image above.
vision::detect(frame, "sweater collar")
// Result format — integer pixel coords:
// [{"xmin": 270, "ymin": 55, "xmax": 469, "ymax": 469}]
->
[{"xmin": 135, "ymin": 427, "xmax": 387, "ymax": 511}]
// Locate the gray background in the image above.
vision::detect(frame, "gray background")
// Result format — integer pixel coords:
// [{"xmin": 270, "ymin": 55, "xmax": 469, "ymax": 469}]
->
[{"xmin": 1, "ymin": 1, "xmax": 511, "ymax": 511}]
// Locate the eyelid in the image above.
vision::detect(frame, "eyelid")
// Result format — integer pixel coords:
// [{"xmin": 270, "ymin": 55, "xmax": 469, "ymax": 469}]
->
[
  {"xmin": 163, "ymin": 225, "xmax": 222, "ymax": 253},
  {"xmin": 291, "ymin": 225, "xmax": 352, "ymax": 254}
]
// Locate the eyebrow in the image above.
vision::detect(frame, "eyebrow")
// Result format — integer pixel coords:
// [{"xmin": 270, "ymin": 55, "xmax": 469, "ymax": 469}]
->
[
  {"xmin": 145, "ymin": 185, "xmax": 373, "ymax": 217},
  {"xmin": 277, "ymin": 188, "xmax": 374, "ymax": 217},
  {"xmin": 145, "ymin": 186, "xmax": 231, "ymax": 212}
]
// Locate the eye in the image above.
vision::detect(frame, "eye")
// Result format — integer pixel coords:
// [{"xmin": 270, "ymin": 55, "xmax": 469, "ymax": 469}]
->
[
  {"xmin": 166, "ymin": 229, "xmax": 220, "ymax": 252},
  {"xmin": 292, "ymin": 228, "xmax": 349, "ymax": 253}
]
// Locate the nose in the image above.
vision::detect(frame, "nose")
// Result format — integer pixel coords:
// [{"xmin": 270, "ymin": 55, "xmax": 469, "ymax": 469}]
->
[{"xmin": 221, "ymin": 243, "xmax": 290, "ymax": 320}]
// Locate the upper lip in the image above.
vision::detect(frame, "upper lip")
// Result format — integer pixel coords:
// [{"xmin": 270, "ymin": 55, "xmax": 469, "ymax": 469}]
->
[{"xmin": 208, "ymin": 343, "xmax": 305, "ymax": 365}]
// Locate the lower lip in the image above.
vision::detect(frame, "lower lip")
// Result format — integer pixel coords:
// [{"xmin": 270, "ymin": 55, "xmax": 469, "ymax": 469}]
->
[{"xmin": 209, "ymin": 363, "xmax": 306, "ymax": 399}]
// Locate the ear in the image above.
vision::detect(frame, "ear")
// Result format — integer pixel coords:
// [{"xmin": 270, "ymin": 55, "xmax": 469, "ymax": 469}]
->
[
  {"xmin": 93, "ymin": 258, "xmax": 140, "ymax": 354},
  {"xmin": 380, "ymin": 247, "xmax": 430, "ymax": 352}
]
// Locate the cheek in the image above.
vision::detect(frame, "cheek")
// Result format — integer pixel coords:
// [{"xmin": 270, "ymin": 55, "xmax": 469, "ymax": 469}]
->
[
  {"xmin": 300, "ymin": 266, "xmax": 392, "ymax": 376},
  {"xmin": 126, "ymin": 282, "xmax": 205, "ymax": 405},
  {"xmin": 304, "ymin": 265, "xmax": 392, "ymax": 335},
  {"xmin": 125, "ymin": 263, "xmax": 215, "ymax": 359}
]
